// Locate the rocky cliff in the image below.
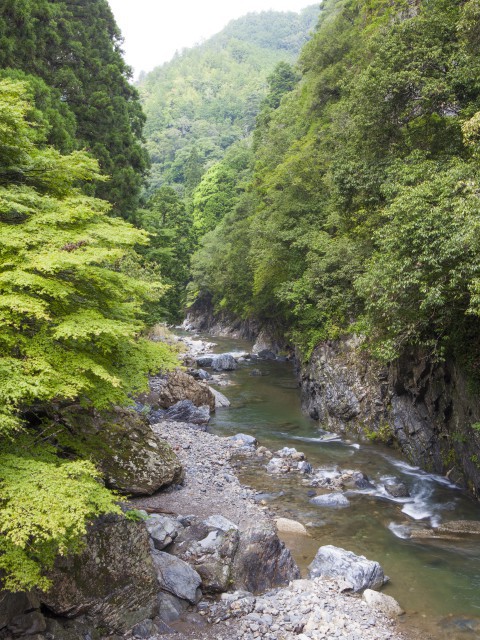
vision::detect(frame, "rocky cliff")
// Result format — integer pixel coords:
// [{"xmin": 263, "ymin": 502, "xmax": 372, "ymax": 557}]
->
[{"xmin": 300, "ymin": 337, "xmax": 480, "ymax": 497}]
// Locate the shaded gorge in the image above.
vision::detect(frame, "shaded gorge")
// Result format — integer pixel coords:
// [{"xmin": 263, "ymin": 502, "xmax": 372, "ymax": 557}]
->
[{"xmin": 189, "ymin": 332, "xmax": 480, "ymax": 640}]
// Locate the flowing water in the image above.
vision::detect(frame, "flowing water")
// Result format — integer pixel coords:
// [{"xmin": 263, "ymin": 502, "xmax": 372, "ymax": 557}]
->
[{"xmin": 187, "ymin": 332, "xmax": 480, "ymax": 639}]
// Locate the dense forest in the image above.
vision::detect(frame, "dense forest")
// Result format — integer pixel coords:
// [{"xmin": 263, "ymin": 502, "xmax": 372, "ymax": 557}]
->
[
  {"xmin": 135, "ymin": 6, "xmax": 319, "ymax": 318},
  {"xmin": 187, "ymin": 0, "xmax": 480, "ymax": 375}
]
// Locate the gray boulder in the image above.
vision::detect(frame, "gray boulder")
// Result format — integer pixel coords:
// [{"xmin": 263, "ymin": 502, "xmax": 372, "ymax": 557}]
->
[
  {"xmin": 40, "ymin": 515, "xmax": 159, "ymax": 634},
  {"xmin": 233, "ymin": 523, "xmax": 300, "ymax": 593},
  {"xmin": 152, "ymin": 551, "xmax": 202, "ymax": 604},
  {"xmin": 6, "ymin": 611, "xmax": 46, "ymax": 636},
  {"xmin": 210, "ymin": 386, "xmax": 231, "ymax": 408},
  {"xmin": 162, "ymin": 400, "xmax": 210, "ymax": 426},
  {"xmin": 308, "ymin": 545, "xmax": 385, "ymax": 592},
  {"xmin": 146, "ymin": 515, "xmax": 184, "ymax": 550},
  {"xmin": 212, "ymin": 354, "xmax": 238, "ymax": 371},
  {"xmin": 231, "ymin": 433, "xmax": 257, "ymax": 448},
  {"xmin": 309, "ymin": 493, "xmax": 350, "ymax": 508}
]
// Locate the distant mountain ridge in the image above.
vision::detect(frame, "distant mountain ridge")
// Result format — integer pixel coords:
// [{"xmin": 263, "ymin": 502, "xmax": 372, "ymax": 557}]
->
[{"xmin": 139, "ymin": 5, "xmax": 320, "ymax": 195}]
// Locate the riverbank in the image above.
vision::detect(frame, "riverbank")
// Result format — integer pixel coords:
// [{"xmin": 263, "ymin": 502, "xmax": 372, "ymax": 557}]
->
[{"xmin": 132, "ymin": 420, "xmax": 408, "ymax": 640}]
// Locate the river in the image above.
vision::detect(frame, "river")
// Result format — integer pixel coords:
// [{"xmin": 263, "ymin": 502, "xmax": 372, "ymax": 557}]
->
[{"xmin": 188, "ymin": 331, "xmax": 480, "ymax": 640}]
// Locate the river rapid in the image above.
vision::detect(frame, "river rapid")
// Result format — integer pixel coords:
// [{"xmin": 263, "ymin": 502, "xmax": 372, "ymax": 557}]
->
[{"xmin": 186, "ymin": 331, "xmax": 480, "ymax": 640}]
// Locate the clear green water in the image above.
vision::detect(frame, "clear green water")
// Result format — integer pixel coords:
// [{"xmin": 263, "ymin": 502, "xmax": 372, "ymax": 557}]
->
[{"xmin": 189, "ymin": 332, "xmax": 480, "ymax": 639}]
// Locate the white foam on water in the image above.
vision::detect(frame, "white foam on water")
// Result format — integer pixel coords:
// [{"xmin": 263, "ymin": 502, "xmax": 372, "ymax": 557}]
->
[
  {"xmin": 401, "ymin": 485, "xmax": 435, "ymax": 520},
  {"xmin": 388, "ymin": 522, "xmax": 412, "ymax": 539},
  {"xmin": 383, "ymin": 455, "xmax": 459, "ymax": 489},
  {"xmin": 287, "ymin": 434, "xmax": 344, "ymax": 444}
]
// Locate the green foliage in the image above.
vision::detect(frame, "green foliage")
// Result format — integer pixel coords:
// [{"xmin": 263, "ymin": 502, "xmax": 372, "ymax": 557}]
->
[
  {"xmin": 0, "ymin": 79, "xmax": 177, "ymax": 589},
  {"xmin": 0, "ymin": 0, "xmax": 149, "ymax": 217},
  {"xmin": 135, "ymin": 186, "xmax": 196, "ymax": 321},
  {"xmin": 0, "ymin": 441, "xmax": 120, "ymax": 591},
  {"xmin": 140, "ymin": 6, "xmax": 319, "ymax": 196},
  {"xmin": 188, "ymin": 0, "xmax": 480, "ymax": 366}
]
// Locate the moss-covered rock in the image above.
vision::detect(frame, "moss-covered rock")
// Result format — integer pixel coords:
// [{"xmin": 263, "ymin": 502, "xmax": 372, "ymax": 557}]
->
[{"xmin": 58, "ymin": 405, "xmax": 184, "ymax": 496}]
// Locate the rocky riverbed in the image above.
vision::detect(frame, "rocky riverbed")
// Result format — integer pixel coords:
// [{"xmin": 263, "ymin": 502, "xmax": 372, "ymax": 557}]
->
[
  {"xmin": 130, "ymin": 420, "xmax": 407, "ymax": 640},
  {"xmin": 0, "ymin": 333, "xmax": 412, "ymax": 640}
]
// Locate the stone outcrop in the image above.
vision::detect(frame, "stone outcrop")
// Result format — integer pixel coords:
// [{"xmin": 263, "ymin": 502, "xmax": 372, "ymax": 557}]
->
[
  {"xmin": 300, "ymin": 337, "xmax": 480, "ymax": 497},
  {"xmin": 58, "ymin": 406, "xmax": 184, "ymax": 496},
  {"xmin": 40, "ymin": 515, "xmax": 159, "ymax": 635},
  {"xmin": 146, "ymin": 368, "xmax": 216, "ymax": 411},
  {"xmin": 308, "ymin": 545, "xmax": 385, "ymax": 592},
  {"xmin": 0, "ymin": 591, "xmax": 45, "ymax": 637}
]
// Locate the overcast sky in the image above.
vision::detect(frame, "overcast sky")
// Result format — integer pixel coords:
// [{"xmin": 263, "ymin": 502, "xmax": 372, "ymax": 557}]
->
[{"xmin": 107, "ymin": 0, "xmax": 316, "ymax": 77}]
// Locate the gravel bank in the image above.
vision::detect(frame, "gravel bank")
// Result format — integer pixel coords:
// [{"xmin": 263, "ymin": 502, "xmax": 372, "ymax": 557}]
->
[{"xmin": 131, "ymin": 419, "xmax": 408, "ymax": 640}]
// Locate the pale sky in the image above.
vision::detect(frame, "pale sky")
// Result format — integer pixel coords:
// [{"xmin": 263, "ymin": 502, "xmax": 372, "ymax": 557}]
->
[{"xmin": 107, "ymin": 0, "xmax": 317, "ymax": 77}]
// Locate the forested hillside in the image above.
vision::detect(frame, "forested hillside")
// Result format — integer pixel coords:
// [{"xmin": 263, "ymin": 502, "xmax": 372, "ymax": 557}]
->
[
  {"xmin": 139, "ymin": 6, "xmax": 319, "ymax": 195},
  {"xmin": 0, "ymin": 1, "xmax": 177, "ymax": 591},
  {"xmin": 189, "ymin": 0, "xmax": 480, "ymax": 376},
  {"xmin": 0, "ymin": 0, "xmax": 148, "ymax": 217}
]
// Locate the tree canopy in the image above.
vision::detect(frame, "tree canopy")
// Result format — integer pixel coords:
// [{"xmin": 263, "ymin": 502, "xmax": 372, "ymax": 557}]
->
[{"xmin": 0, "ymin": 78, "xmax": 176, "ymax": 590}]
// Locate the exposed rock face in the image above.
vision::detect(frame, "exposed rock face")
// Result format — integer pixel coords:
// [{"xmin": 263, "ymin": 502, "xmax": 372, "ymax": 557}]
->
[
  {"xmin": 40, "ymin": 515, "xmax": 159, "ymax": 634},
  {"xmin": 308, "ymin": 545, "xmax": 385, "ymax": 592},
  {"xmin": 0, "ymin": 591, "xmax": 45, "ymax": 636},
  {"xmin": 146, "ymin": 368, "xmax": 216, "ymax": 411},
  {"xmin": 233, "ymin": 523, "xmax": 301, "ymax": 593},
  {"xmin": 58, "ymin": 406, "xmax": 184, "ymax": 496},
  {"xmin": 300, "ymin": 337, "xmax": 480, "ymax": 497}
]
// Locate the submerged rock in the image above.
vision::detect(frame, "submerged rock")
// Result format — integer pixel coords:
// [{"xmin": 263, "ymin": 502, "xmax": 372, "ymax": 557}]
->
[
  {"xmin": 309, "ymin": 493, "xmax": 350, "ymax": 508},
  {"xmin": 275, "ymin": 518, "xmax": 308, "ymax": 535},
  {"xmin": 385, "ymin": 479, "xmax": 410, "ymax": 498},
  {"xmin": 308, "ymin": 545, "xmax": 385, "ymax": 592}
]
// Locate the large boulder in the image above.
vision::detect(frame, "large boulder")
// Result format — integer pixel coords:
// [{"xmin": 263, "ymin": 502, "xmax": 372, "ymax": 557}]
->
[
  {"xmin": 211, "ymin": 354, "xmax": 237, "ymax": 371},
  {"xmin": 308, "ymin": 545, "xmax": 385, "ymax": 592},
  {"xmin": 152, "ymin": 551, "xmax": 202, "ymax": 604},
  {"xmin": 145, "ymin": 368, "xmax": 216, "ymax": 411},
  {"xmin": 59, "ymin": 405, "xmax": 183, "ymax": 496},
  {"xmin": 40, "ymin": 515, "xmax": 159, "ymax": 634},
  {"xmin": 233, "ymin": 523, "xmax": 300, "ymax": 593},
  {"xmin": 164, "ymin": 400, "xmax": 210, "ymax": 425},
  {"xmin": 210, "ymin": 387, "xmax": 231, "ymax": 408}
]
